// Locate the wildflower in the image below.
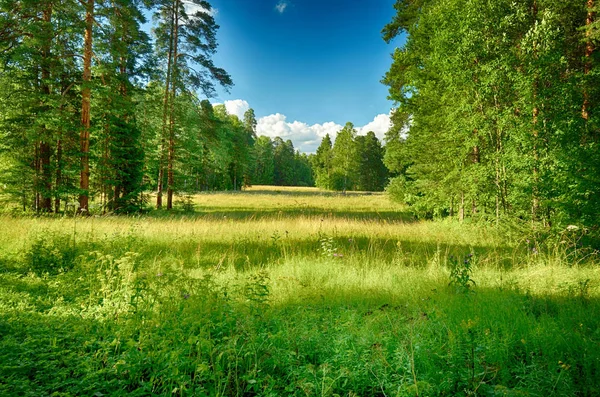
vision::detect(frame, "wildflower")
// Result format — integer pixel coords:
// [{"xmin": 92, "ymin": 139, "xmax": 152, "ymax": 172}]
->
[
  {"xmin": 157, "ymin": 272, "xmax": 163, "ymax": 277},
  {"xmin": 532, "ymin": 247, "xmax": 538, "ymax": 254}
]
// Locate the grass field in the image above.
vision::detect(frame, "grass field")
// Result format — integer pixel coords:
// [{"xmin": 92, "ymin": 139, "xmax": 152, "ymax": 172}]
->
[{"xmin": 1, "ymin": 186, "xmax": 599, "ymax": 396}]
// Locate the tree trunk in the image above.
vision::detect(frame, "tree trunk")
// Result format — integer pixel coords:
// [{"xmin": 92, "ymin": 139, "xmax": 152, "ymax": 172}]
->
[
  {"xmin": 39, "ymin": 5, "xmax": 53, "ymax": 212},
  {"xmin": 39, "ymin": 142, "xmax": 52, "ymax": 212},
  {"xmin": 157, "ymin": 1, "xmax": 176, "ymax": 209},
  {"xmin": 583, "ymin": 0, "xmax": 594, "ymax": 121},
  {"xmin": 532, "ymin": 102, "xmax": 540, "ymax": 221},
  {"xmin": 54, "ymin": 137, "xmax": 62, "ymax": 213},
  {"xmin": 79, "ymin": 0, "xmax": 94, "ymax": 214},
  {"xmin": 531, "ymin": 0, "xmax": 540, "ymax": 222},
  {"xmin": 472, "ymin": 141, "xmax": 480, "ymax": 216},
  {"xmin": 34, "ymin": 142, "xmax": 40, "ymax": 212},
  {"xmin": 167, "ymin": 0, "xmax": 180, "ymax": 210}
]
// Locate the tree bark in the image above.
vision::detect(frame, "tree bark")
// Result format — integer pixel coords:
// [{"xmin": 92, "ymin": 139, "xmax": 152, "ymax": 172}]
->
[
  {"xmin": 157, "ymin": 1, "xmax": 176, "ymax": 209},
  {"xmin": 532, "ymin": 101, "xmax": 540, "ymax": 221},
  {"xmin": 54, "ymin": 137, "xmax": 62, "ymax": 213},
  {"xmin": 531, "ymin": 0, "xmax": 540, "ymax": 222},
  {"xmin": 167, "ymin": 0, "xmax": 180, "ymax": 210},
  {"xmin": 583, "ymin": 0, "xmax": 594, "ymax": 121},
  {"xmin": 471, "ymin": 130, "xmax": 480, "ymax": 216},
  {"xmin": 39, "ymin": 4, "xmax": 53, "ymax": 212},
  {"xmin": 79, "ymin": 0, "xmax": 94, "ymax": 214}
]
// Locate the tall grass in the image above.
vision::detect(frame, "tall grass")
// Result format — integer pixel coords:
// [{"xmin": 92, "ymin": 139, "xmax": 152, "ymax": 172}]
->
[{"xmin": 0, "ymin": 187, "xmax": 598, "ymax": 396}]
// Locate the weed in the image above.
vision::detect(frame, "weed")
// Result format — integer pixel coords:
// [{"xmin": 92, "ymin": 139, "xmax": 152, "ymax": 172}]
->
[
  {"xmin": 243, "ymin": 270, "xmax": 270, "ymax": 312},
  {"xmin": 319, "ymin": 234, "xmax": 338, "ymax": 258},
  {"xmin": 448, "ymin": 254, "xmax": 476, "ymax": 293}
]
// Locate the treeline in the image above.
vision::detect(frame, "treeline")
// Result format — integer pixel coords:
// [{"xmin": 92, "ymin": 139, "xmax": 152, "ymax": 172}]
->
[
  {"xmin": 253, "ymin": 136, "xmax": 314, "ymax": 187},
  {"xmin": 383, "ymin": 0, "xmax": 600, "ymax": 228},
  {"xmin": 312, "ymin": 123, "xmax": 388, "ymax": 192}
]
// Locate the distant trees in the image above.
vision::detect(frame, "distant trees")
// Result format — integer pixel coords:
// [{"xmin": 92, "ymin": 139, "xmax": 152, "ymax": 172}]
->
[
  {"xmin": 252, "ymin": 136, "xmax": 276, "ymax": 185},
  {"xmin": 313, "ymin": 127, "xmax": 388, "ymax": 192},
  {"xmin": 356, "ymin": 131, "xmax": 388, "ymax": 192},
  {"xmin": 250, "ymin": 137, "xmax": 314, "ymax": 187},
  {"xmin": 331, "ymin": 122, "xmax": 359, "ymax": 192},
  {"xmin": 313, "ymin": 134, "xmax": 334, "ymax": 189}
]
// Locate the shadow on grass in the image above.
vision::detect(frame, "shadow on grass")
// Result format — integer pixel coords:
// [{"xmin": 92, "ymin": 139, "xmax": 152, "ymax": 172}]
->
[
  {"xmin": 149, "ymin": 207, "xmax": 416, "ymax": 223},
  {"xmin": 128, "ymin": 235, "xmax": 518, "ymax": 271},
  {"xmin": 1, "ymin": 279, "xmax": 599, "ymax": 397},
  {"xmin": 205, "ymin": 188, "xmax": 381, "ymax": 198}
]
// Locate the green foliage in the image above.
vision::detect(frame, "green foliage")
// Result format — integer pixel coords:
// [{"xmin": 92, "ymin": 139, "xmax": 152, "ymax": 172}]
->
[
  {"xmin": 318, "ymin": 234, "xmax": 339, "ymax": 257},
  {"xmin": 23, "ymin": 232, "xmax": 79, "ymax": 276},
  {"xmin": 313, "ymin": 134, "xmax": 334, "ymax": 190},
  {"xmin": 448, "ymin": 253, "xmax": 476, "ymax": 293},
  {"xmin": 252, "ymin": 136, "xmax": 276, "ymax": 185},
  {"xmin": 355, "ymin": 131, "xmax": 389, "ymax": 191},
  {"xmin": 383, "ymin": 0, "xmax": 600, "ymax": 228},
  {"xmin": 313, "ymin": 129, "xmax": 388, "ymax": 192},
  {"xmin": 1, "ymin": 191, "xmax": 600, "ymax": 396},
  {"xmin": 332, "ymin": 122, "xmax": 359, "ymax": 192}
]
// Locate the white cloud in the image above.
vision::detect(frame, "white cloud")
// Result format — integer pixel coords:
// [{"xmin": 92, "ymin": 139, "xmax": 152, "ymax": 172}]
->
[
  {"xmin": 356, "ymin": 113, "xmax": 392, "ymax": 141},
  {"xmin": 257, "ymin": 114, "xmax": 342, "ymax": 153},
  {"xmin": 218, "ymin": 99, "xmax": 393, "ymax": 153},
  {"xmin": 223, "ymin": 99, "xmax": 250, "ymax": 120},
  {"xmin": 275, "ymin": 0, "xmax": 289, "ymax": 13},
  {"xmin": 183, "ymin": 1, "xmax": 218, "ymax": 17}
]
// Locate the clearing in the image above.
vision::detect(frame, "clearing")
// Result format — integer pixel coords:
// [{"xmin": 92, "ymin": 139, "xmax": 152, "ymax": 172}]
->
[{"xmin": 1, "ymin": 186, "xmax": 598, "ymax": 396}]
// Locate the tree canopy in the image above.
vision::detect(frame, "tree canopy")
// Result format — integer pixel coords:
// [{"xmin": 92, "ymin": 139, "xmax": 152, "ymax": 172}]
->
[{"xmin": 383, "ymin": 0, "xmax": 600, "ymax": 227}]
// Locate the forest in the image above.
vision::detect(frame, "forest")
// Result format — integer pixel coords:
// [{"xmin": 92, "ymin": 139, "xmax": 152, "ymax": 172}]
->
[
  {"xmin": 383, "ymin": 0, "xmax": 600, "ymax": 229},
  {"xmin": 1, "ymin": 0, "xmax": 600, "ymax": 396},
  {"xmin": 0, "ymin": 0, "xmax": 390, "ymax": 215}
]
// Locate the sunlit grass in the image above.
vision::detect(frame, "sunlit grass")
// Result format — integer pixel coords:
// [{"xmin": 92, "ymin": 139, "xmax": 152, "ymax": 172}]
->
[{"xmin": 0, "ymin": 188, "xmax": 599, "ymax": 396}]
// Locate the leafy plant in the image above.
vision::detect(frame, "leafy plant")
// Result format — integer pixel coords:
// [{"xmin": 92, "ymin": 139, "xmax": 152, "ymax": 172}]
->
[
  {"xmin": 243, "ymin": 270, "xmax": 270, "ymax": 311},
  {"xmin": 448, "ymin": 254, "xmax": 476, "ymax": 293},
  {"xmin": 319, "ymin": 234, "xmax": 338, "ymax": 257},
  {"xmin": 24, "ymin": 232, "xmax": 79, "ymax": 275}
]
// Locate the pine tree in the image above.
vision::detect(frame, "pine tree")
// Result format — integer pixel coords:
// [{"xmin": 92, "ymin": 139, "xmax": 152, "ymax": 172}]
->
[
  {"xmin": 332, "ymin": 122, "xmax": 358, "ymax": 192},
  {"xmin": 152, "ymin": 0, "xmax": 232, "ymax": 209},
  {"xmin": 356, "ymin": 131, "xmax": 388, "ymax": 191},
  {"xmin": 313, "ymin": 134, "xmax": 333, "ymax": 189},
  {"xmin": 252, "ymin": 136, "xmax": 275, "ymax": 185}
]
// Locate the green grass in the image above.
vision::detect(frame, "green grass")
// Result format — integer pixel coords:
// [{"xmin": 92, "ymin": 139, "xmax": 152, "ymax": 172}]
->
[{"xmin": 1, "ymin": 186, "xmax": 599, "ymax": 396}]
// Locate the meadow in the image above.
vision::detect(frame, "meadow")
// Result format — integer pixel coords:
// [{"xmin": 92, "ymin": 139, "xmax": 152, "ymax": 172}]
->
[{"xmin": 0, "ymin": 186, "xmax": 599, "ymax": 396}]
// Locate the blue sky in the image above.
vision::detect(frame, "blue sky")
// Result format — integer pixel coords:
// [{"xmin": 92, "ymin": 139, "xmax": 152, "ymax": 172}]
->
[{"xmin": 190, "ymin": 0, "xmax": 401, "ymax": 152}]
